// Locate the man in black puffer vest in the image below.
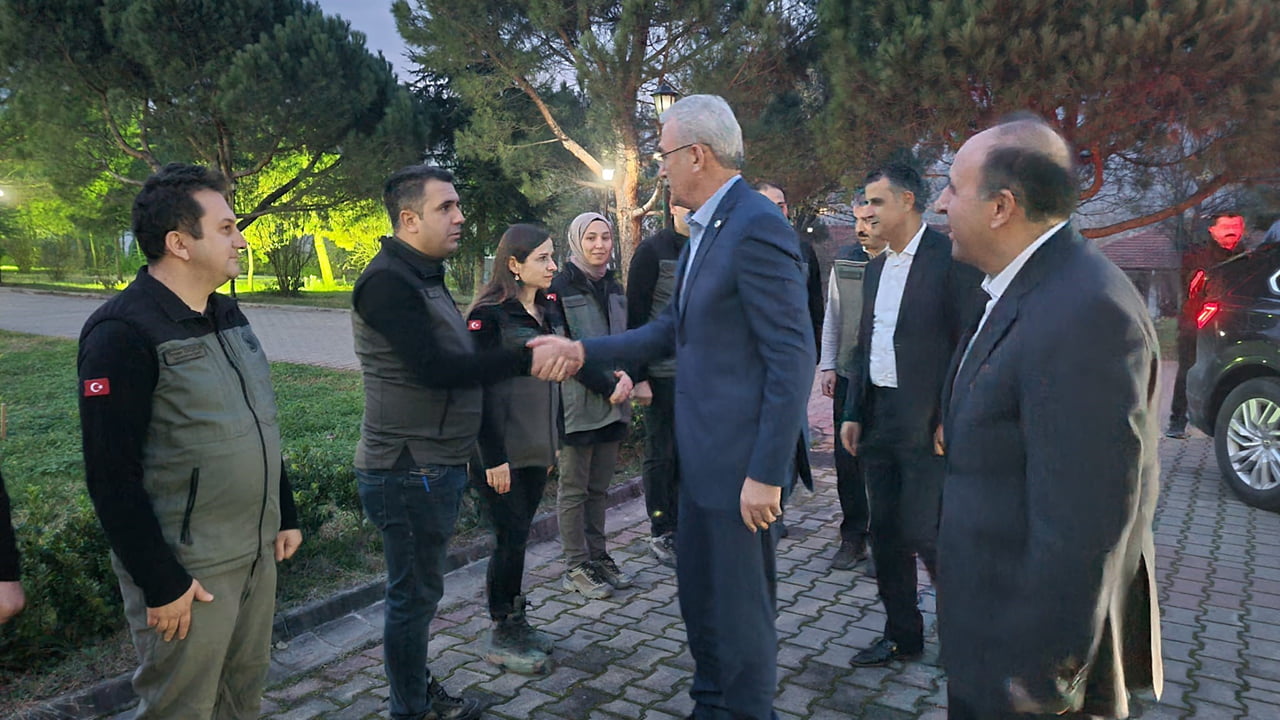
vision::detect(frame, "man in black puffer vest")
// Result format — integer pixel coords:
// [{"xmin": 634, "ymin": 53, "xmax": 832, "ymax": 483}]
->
[{"xmin": 351, "ymin": 165, "xmax": 539, "ymax": 720}]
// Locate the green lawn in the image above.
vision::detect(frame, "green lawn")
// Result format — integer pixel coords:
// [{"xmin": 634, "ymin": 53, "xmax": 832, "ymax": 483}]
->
[{"xmin": 0, "ymin": 330, "xmax": 381, "ymax": 706}]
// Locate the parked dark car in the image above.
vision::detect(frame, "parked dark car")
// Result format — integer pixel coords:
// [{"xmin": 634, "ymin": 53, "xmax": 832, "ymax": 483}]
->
[{"xmin": 1187, "ymin": 242, "xmax": 1280, "ymax": 511}]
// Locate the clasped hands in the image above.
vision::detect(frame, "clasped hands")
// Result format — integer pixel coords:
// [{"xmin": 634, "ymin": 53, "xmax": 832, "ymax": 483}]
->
[{"xmin": 527, "ymin": 335, "xmax": 585, "ymax": 382}]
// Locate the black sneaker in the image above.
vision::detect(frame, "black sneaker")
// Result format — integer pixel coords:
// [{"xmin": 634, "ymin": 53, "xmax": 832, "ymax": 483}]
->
[
  {"xmin": 649, "ymin": 534, "xmax": 677, "ymax": 568},
  {"xmin": 592, "ymin": 554, "xmax": 634, "ymax": 589},
  {"xmin": 849, "ymin": 637, "xmax": 922, "ymax": 667},
  {"xmin": 830, "ymin": 539, "xmax": 868, "ymax": 571},
  {"xmin": 1165, "ymin": 422, "xmax": 1188, "ymax": 439},
  {"xmin": 425, "ymin": 677, "xmax": 483, "ymax": 720}
]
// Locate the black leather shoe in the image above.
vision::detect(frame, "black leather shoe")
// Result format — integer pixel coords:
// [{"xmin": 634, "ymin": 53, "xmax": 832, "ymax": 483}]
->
[{"xmin": 849, "ymin": 637, "xmax": 922, "ymax": 667}]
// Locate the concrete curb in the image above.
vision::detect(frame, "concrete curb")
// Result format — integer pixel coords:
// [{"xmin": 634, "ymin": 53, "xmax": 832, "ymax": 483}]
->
[{"xmin": 18, "ymin": 475, "xmax": 646, "ymax": 720}]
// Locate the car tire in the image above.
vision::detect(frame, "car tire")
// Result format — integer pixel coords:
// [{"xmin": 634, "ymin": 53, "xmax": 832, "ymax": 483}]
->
[{"xmin": 1214, "ymin": 377, "xmax": 1280, "ymax": 512}]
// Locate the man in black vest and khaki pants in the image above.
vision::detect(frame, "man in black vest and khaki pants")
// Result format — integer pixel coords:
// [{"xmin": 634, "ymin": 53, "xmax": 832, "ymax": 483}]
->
[{"xmin": 351, "ymin": 166, "xmax": 553, "ymax": 720}]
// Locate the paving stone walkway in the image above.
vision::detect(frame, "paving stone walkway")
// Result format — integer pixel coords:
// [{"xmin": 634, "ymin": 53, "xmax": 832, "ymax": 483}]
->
[{"xmin": 102, "ymin": 430, "xmax": 1280, "ymax": 720}]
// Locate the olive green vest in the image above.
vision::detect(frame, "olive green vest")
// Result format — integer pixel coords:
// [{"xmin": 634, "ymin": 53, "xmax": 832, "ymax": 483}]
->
[
  {"xmin": 643, "ymin": 259, "xmax": 680, "ymax": 378},
  {"xmin": 142, "ymin": 323, "xmax": 282, "ymax": 575},
  {"xmin": 490, "ymin": 312, "xmax": 562, "ymax": 468},
  {"xmin": 561, "ymin": 289, "xmax": 632, "ymax": 434},
  {"xmin": 353, "ymin": 256, "xmax": 483, "ymax": 469},
  {"xmin": 835, "ymin": 258, "xmax": 870, "ymax": 377}
]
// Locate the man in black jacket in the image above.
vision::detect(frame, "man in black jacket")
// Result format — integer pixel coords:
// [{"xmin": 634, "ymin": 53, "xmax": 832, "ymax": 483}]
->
[
  {"xmin": 1166, "ymin": 213, "xmax": 1245, "ymax": 438},
  {"xmin": 626, "ymin": 205, "xmax": 690, "ymax": 567},
  {"xmin": 351, "ymin": 165, "xmax": 548, "ymax": 720},
  {"xmin": 0, "ymin": 468, "xmax": 24, "ymax": 624},
  {"xmin": 839, "ymin": 164, "xmax": 983, "ymax": 667}
]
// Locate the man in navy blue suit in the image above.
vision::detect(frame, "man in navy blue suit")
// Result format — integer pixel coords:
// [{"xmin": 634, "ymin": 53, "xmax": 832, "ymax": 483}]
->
[{"xmin": 530, "ymin": 94, "xmax": 814, "ymax": 720}]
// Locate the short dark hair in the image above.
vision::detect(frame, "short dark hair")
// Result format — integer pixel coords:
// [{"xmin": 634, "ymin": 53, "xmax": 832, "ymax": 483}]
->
[
  {"xmin": 754, "ymin": 180, "xmax": 785, "ymax": 197},
  {"xmin": 384, "ymin": 165, "xmax": 455, "ymax": 230},
  {"xmin": 979, "ymin": 146, "xmax": 1077, "ymax": 222},
  {"xmin": 131, "ymin": 163, "xmax": 229, "ymax": 261},
  {"xmin": 1210, "ymin": 213, "xmax": 1244, "ymax": 225},
  {"xmin": 865, "ymin": 163, "xmax": 927, "ymax": 213}
]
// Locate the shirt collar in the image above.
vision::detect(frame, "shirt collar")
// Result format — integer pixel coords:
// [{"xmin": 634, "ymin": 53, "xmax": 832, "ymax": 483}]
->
[
  {"xmin": 886, "ymin": 221, "xmax": 926, "ymax": 260},
  {"xmin": 135, "ymin": 266, "xmax": 211, "ymax": 323},
  {"xmin": 981, "ymin": 221, "xmax": 1068, "ymax": 303},
  {"xmin": 687, "ymin": 175, "xmax": 742, "ymax": 234}
]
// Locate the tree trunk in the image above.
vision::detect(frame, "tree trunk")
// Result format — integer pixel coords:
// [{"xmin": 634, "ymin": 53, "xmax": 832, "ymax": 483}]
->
[{"xmin": 612, "ymin": 137, "xmax": 645, "ymax": 281}]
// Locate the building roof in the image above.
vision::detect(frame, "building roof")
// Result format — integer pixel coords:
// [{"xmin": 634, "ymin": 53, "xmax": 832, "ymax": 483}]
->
[{"xmin": 1098, "ymin": 228, "xmax": 1180, "ymax": 271}]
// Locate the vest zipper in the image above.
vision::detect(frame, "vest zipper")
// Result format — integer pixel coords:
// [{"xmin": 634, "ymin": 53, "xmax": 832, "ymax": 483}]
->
[
  {"xmin": 180, "ymin": 467, "xmax": 199, "ymax": 545},
  {"xmin": 438, "ymin": 389, "xmax": 452, "ymax": 435},
  {"xmin": 214, "ymin": 324, "xmax": 270, "ymax": 570}
]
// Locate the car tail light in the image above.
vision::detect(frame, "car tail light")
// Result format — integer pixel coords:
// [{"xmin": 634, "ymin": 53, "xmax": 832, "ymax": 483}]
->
[
  {"xmin": 1196, "ymin": 301, "xmax": 1220, "ymax": 329},
  {"xmin": 1189, "ymin": 269, "xmax": 1207, "ymax": 296}
]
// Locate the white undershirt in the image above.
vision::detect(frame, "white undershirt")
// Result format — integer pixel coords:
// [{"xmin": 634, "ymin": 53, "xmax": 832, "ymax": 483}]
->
[{"xmin": 868, "ymin": 222, "xmax": 926, "ymax": 388}]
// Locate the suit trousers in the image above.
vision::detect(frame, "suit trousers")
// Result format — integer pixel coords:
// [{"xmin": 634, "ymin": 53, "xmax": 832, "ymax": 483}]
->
[
  {"xmin": 678, "ymin": 491, "xmax": 781, "ymax": 720},
  {"xmin": 1168, "ymin": 327, "xmax": 1196, "ymax": 425},
  {"xmin": 947, "ymin": 689, "xmax": 1106, "ymax": 720},
  {"xmin": 861, "ymin": 386, "xmax": 943, "ymax": 653},
  {"xmin": 833, "ymin": 374, "xmax": 870, "ymax": 545},
  {"xmin": 641, "ymin": 376, "xmax": 680, "ymax": 537}
]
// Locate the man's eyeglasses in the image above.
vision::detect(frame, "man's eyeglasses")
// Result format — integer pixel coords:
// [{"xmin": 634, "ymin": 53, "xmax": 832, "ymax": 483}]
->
[{"xmin": 652, "ymin": 143, "xmax": 697, "ymax": 166}]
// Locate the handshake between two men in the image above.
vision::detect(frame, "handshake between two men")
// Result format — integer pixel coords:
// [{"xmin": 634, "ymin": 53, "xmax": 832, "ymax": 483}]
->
[{"xmin": 523, "ymin": 335, "xmax": 784, "ymax": 535}]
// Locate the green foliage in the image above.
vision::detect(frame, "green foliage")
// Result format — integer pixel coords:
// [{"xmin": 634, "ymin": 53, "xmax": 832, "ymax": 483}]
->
[
  {"xmin": 0, "ymin": 331, "xmax": 377, "ymax": 670},
  {"xmin": 0, "ymin": 0, "xmax": 428, "ymax": 234},
  {"xmin": 816, "ymin": 0, "xmax": 1280, "ymax": 235},
  {"xmin": 393, "ymin": 0, "xmax": 810, "ymax": 270}
]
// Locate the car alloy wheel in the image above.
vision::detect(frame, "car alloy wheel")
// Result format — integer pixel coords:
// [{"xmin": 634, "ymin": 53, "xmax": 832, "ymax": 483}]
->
[{"xmin": 1225, "ymin": 396, "xmax": 1280, "ymax": 492}]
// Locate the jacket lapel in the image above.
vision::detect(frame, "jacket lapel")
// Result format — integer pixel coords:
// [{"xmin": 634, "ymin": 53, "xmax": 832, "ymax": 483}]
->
[
  {"xmin": 895, "ymin": 228, "xmax": 941, "ymax": 326},
  {"xmin": 948, "ymin": 225, "xmax": 1078, "ymax": 414},
  {"xmin": 679, "ymin": 179, "xmax": 742, "ymax": 320}
]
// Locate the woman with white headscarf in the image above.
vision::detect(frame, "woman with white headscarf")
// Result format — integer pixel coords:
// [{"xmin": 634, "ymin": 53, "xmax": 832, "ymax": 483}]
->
[{"xmin": 548, "ymin": 212, "xmax": 635, "ymax": 600}]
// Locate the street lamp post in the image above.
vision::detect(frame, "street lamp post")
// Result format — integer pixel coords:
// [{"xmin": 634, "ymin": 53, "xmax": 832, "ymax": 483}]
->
[{"xmin": 650, "ymin": 82, "xmax": 680, "ymax": 229}]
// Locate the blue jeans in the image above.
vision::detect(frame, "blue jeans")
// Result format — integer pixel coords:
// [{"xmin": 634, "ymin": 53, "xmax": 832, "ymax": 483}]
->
[{"xmin": 357, "ymin": 464, "xmax": 467, "ymax": 720}]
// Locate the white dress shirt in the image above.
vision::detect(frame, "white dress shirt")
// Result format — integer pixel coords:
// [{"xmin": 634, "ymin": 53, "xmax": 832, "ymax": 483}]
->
[
  {"xmin": 868, "ymin": 222, "xmax": 926, "ymax": 388},
  {"xmin": 958, "ymin": 221, "xmax": 1068, "ymax": 373}
]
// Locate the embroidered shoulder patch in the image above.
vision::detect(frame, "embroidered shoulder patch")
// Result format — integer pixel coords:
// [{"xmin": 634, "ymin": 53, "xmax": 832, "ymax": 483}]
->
[
  {"xmin": 467, "ymin": 319, "xmax": 483, "ymax": 331},
  {"xmin": 83, "ymin": 378, "xmax": 111, "ymax": 397}
]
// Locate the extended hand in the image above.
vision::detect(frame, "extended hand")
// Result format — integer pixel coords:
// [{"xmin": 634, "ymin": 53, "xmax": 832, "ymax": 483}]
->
[
  {"xmin": 275, "ymin": 529, "xmax": 303, "ymax": 562},
  {"xmin": 820, "ymin": 370, "xmax": 836, "ymax": 398},
  {"xmin": 632, "ymin": 380, "xmax": 653, "ymax": 406},
  {"xmin": 527, "ymin": 335, "xmax": 585, "ymax": 381},
  {"xmin": 740, "ymin": 477, "xmax": 782, "ymax": 533},
  {"xmin": 839, "ymin": 421, "xmax": 861, "ymax": 456},
  {"xmin": 486, "ymin": 462, "xmax": 512, "ymax": 494},
  {"xmin": 609, "ymin": 370, "xmax": 634, "ymax": 405},
  {"xmin": 147, "ymin": 578, "xmax": 214, "ymax": 642},
  {"xmin": 0, "ymin": 580, "xmax": 26, "ymax": 624}
]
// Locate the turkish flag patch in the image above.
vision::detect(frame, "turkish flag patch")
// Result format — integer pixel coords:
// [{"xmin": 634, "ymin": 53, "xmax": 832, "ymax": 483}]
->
[
  {"xmin": 83, "ymin": 378, "xmax": 111, "ymax": 397},
  {"xmin": 546, "ymin": 293, "xmax": 557, "ymax": 302},
  {"xmin": 467, "ymin": 319, "xmax": 483, "ymax": 331}
]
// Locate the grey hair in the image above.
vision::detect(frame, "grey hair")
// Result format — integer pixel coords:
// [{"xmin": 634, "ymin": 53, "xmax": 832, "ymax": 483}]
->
[{"xmin": 660, "ymin": 94, "xmax": 745, "ymax": 169}]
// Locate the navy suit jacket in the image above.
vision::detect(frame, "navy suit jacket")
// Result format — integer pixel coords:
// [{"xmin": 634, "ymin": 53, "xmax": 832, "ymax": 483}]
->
[
  {"xmin": 939, "ymin": 226, "xmax": 1163, "ymax": 716},
  {"xmin": 585, "ymin": 178, "xmax": 815, "ymax": 510}
]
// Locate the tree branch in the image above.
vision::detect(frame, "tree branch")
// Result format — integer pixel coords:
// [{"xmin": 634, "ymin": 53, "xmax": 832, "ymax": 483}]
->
[
  {"xmin": 235, "ymin": 154, "xmax": 341, "ymax": 230},
  {"xmin": 94, "ymin": 88, "xmax": 159, "ymax": 171},
  {"xmin": 1079, "ymin": 144, "xmax": 1105, "ymax": 201},
  {"xmin": 1080, "ymin": 174, "xmax": 1230, "ymax": 239}
]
